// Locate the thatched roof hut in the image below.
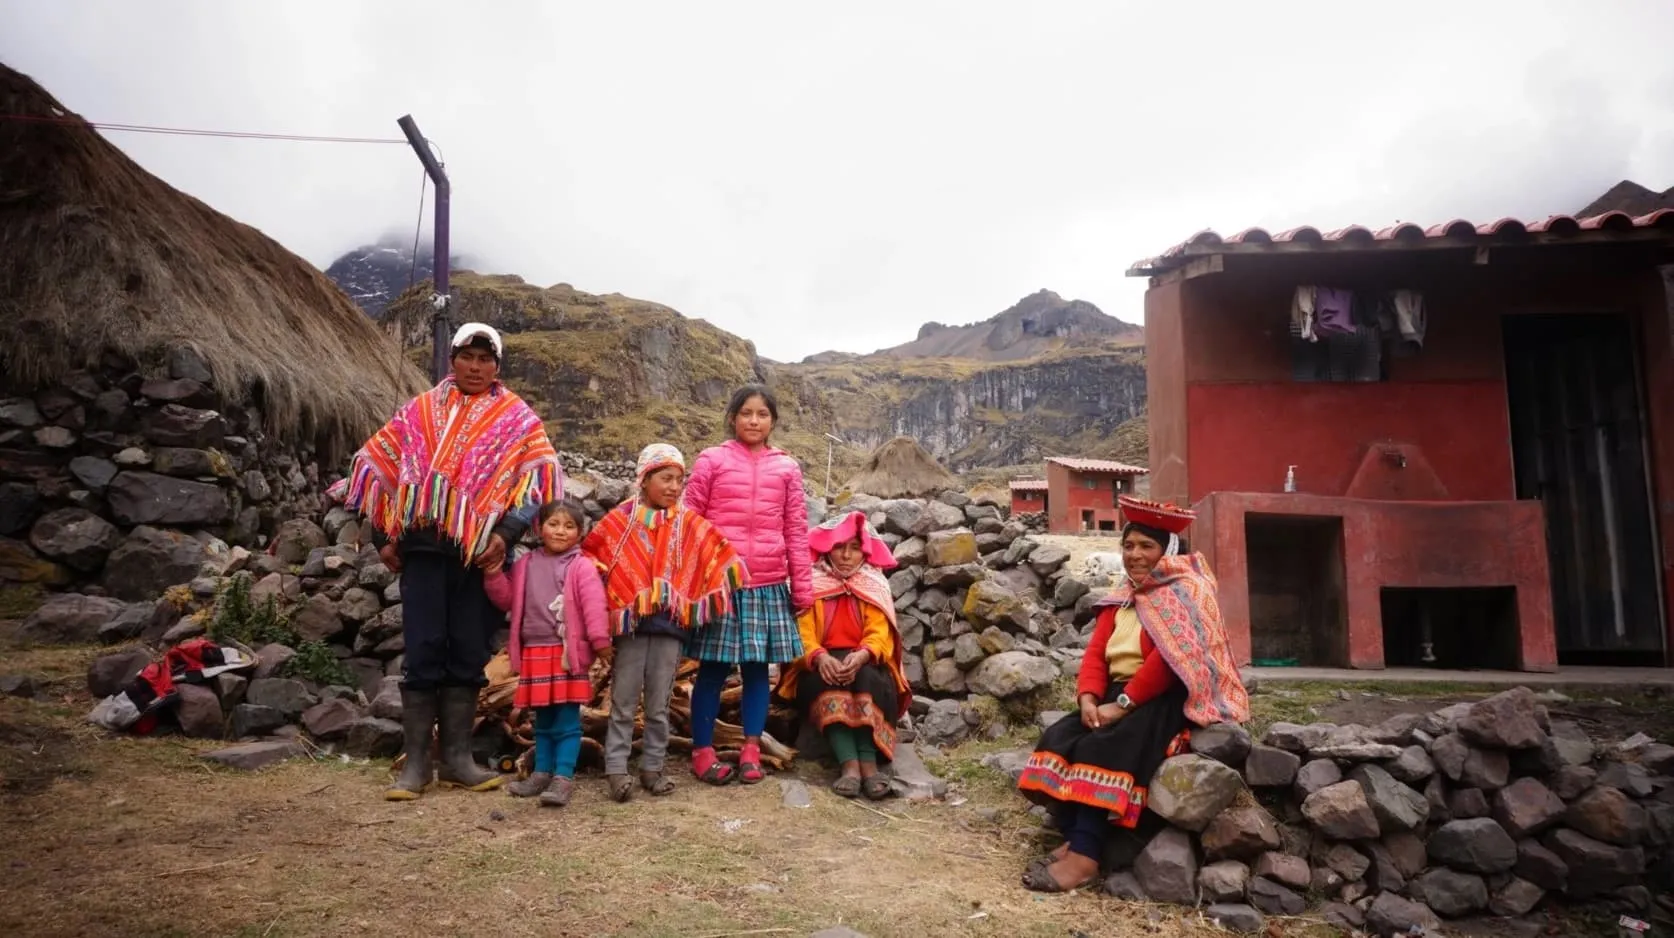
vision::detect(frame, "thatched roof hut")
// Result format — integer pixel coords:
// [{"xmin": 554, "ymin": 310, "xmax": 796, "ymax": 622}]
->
[
  {"xmin": 844, "ymin": 436, "xmax": 960, "ymax": 499},
  {"xmin": 0, "ymin": 63, "xmax": 426, "ymax": 458}
]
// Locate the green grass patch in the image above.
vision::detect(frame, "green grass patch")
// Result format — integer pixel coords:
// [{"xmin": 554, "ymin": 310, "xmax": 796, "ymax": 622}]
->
[{"xmin": 0, "ymin": 582, "xmax": 45, "ymax": 619}]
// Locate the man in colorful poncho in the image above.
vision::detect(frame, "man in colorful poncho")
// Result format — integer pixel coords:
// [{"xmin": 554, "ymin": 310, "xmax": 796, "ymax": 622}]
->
[{"xmin": 330, "ymin": 322, "xmax": 563, "ymax": 801}]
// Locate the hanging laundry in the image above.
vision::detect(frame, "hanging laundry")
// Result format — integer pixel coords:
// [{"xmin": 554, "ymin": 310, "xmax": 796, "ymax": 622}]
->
[
  {"xmin": 1289, "ymin": 285, "xmax": 1318, "ymax": 342},
  {"xmin": 1325, "ymin": 323, "xmax": 1383, "ymax": 382},
  {"xmin": 1393, "ymin": 289, "xmax": 1427, "ymax": 348},
  {"xmin": 1313, "ymin": 286, "xmax": 1356, "ymax": 336}
]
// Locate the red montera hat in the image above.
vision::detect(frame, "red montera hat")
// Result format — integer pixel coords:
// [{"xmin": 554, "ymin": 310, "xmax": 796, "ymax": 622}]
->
[{"xmin": 1119, "ymin": 495, "xmax": 1195, "ymax": 535}]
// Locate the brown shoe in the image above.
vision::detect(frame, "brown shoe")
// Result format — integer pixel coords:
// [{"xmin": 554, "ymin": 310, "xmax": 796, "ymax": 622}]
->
[
  {"xmin": 606, "ymin": 773, "xmax": 634, "ymax": 803},
  {"xmin": 538, "ymin": 776, "xmax": 575, "ymax": 807},
  {"xmin": 507, "ymin": 772, "xmax": 553, "ymax": 798}
]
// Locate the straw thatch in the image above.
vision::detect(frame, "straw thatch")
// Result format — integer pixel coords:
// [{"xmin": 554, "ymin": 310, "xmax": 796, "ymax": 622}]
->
[
  {"xmin": 0, "ymin": 63, "xmax": 427, "ymax": 458},
  {"xmin": 844, "ymin": 436, "xmax": 960, "ymax": 499}
]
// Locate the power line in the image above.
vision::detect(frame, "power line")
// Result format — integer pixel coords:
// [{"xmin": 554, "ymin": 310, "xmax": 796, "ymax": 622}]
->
[
  {"xmin": 408, "ymin": 168, "xmax": 429, "ymax": 289},
  {"xmin": 0, "ymin": 112, "xmax": 406, "ymax": 144}
]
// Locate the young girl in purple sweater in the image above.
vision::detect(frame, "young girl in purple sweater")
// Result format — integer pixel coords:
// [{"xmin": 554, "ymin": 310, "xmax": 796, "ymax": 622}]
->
[{"xmin": 484, "ymin": 498, "xmax": 610, "ymax": 807}]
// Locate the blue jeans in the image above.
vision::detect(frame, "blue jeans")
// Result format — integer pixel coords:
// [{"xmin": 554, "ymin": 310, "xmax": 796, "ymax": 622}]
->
[{"xmin": 532, "ymin": 704, "xmax": 583, "ymax": 778}]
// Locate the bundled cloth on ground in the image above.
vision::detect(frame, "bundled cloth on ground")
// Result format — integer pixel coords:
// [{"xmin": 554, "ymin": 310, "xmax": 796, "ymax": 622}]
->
[{"xmin": 86, "ymin": 639, "xmax": 255, "ymax": 733}]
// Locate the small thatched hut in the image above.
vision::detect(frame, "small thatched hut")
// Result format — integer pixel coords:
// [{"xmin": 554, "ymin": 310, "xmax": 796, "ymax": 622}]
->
[
  {"xmin": 0, "ymin": 62, "xmax": 425, "ymax": 457},
  {"xmin": 0, "ymin": 62, "xmax": 428, "ymax": 595},
  {"xmin": 844, "ymin": 436, "xmax": 960, "ymax": 499}
]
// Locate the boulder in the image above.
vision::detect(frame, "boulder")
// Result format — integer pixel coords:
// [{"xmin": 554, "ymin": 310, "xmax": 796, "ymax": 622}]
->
[
  {"xmin": 1293, "ymin": 758, "xmax": 1342, "ymax": 799},
  {"xmin": 1488, "ymin": 876, "xmax": 1545, "ymax": 917},
  {"xmin": 1147, "ymin": 754, "xmax": 1245, "ymax": 832},
  {"xmin": 20, "ymin": 593, "xmax": 126, "ymax": 644},
  {"xmin": 1542, "ymin": 828, "xmax": 1646, "ymax": 898},
  {"xmin": 1026, "ymin": 545, "xmax": 1071, "ymax": 576},
  {"xmin": 201, "ymin": 740, "xmax": 304, "ymax": 771},
  {"xmin": 142, "ymin": 403, "xmax": 226, "ymax": 448},
  {"xmin": 963, "ymin": 651, "xmax": 1057, "ymax": 699},
  {"xmin": 245, "ymin": 678, "xmax": 318, "ymax": 719},
  {"xmin": 891, "ymin": 536, "xmax": 927, "ymax": 567},
  {"xmin": 924, "ymin": 529, "xmax": 978, "ymax": 567},
  {"xmin": 301, "ymin": 698, "xmax": 362, "ymax": 740},
  {"xmin": 228, "ymin": 703, "xmax": 286, "ymax": 739},
  {"xmin": 1263, "ymin": 721, "xmax": 1332, "ymax": 753},
  {"xmin": 1456, "ymin": 686, "xmax": 1547, "ymax": 750},
  {"xmin": 1251, "ymin": 852, "xmax": 1310, "ymax": 890},
  {"xmin": 87, "ymin": 646, "xmax": 152, "ymax": 698},
  {"xmin": 105, "ymin": 471, "xmax": 229, "ymax": 526},
  {"xmin": 102, "ymin": 526, "xmax": 211, "ymax": 601},
  {"xmin": 962, "ymin": 579, "xmax": 1029, "ymax": 633},
  {"xmin": 150, "ymin": 447, "xmax": 221, "ymax": 478},
  {"xmin": 1513, "ymin": 838, "xmax": 1568, "ymax": 891},
  {"xmin": 290, "ymin": 594, "xmax": 345, "ymax": 643},
  {"xmin": 1190, "ymin": 722, "xmax": 1253, "ymax": 767},
  {"xmin": 1348, "ymin": 763, "xmax": 1429, "ymax": 833},
  {"xmin": 1245, "ymin": 745, "xmax": 1301, "ymax": 787},
  {"xmin": 1300, "ymin": 780, "xmax": 1380, "ymax": 840},
  {"xmin": 1247, "ymin": 877, "xmax": 1304, "ymax": 916},
  {"xmin": 1321, "ymin": 843, "xmax": 1370, "ymax": 882},
  {"xmin": 1366, "ymin": 892, "xmax": 1440, "ymax": 938},
  {"xmin": 1382, "ymin": 745, "xmax": 1436, "ymax": 785},
  {"xmin": 1200, "ymin": 804, "xmax": 1282, "ymax": 861},
  {"xmin": 1427, "ymin": 818, "xmax": 1517, "ymax": 874},
  {"xmin": 174, "ymin": 683, "xmax": 224, "ymax": 738},
  {"xmin": 1133, "ymin": 827, "xmax": 1198, "ymax": 904},
  {"xmin": 1491, "ymin": 777, "xmax": 1566, "ymax": 838},
  {"xmin": 1408, "ymin": 867, "xmax": 1488, "ymax": 917},
  {"xmin": 1449, "ymin": 788, "xmax": 1490, "ymax": 820},
  {"xmin": 1565, "ymin": 785, "xmax": 1648, "ymax": 846},
  {"xmin": 1550, "ymin": 764, "xmax": 1597, "ymax": 801},
  {"xmin": 28, "ymin": 508, "xmax": 122, "ymax": 571},
  {"xmin": 1198, "ymin": 860, "xmax": 1250, "ymax": 903},
  {"xmin": 924, "ymin": 658, "xmax": 967, "ymax": 695},
  {"xmin": 273, "ymin": 519, "xmax": 328, "ymax": 566},
  {"xmin": 338, "ymin": 587, "xmax": 382, "ymax": 624},
  {"xmin": 878, "ymin": 500, "xmax": 925, "ymax": 537},
  {"xmin": 915, "ymin": 698, "xmax": 970, "ymax": 747},
  {"xmin": 1598, "ymin": 761, "xmax": 1655, "ymax": 799},
  {"xmin": 1204, "ymin": 904, "xmax": 1264, "ymax": 935}
]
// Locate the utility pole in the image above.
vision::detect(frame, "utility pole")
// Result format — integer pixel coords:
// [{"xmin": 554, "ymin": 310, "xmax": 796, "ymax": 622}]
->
[{"xmin": 396, "ymin": 115, "xmax": 451, "ymax": 383}]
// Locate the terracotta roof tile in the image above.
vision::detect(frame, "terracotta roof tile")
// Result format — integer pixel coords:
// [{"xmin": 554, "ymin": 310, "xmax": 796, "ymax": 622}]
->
[
  {"xmin": 1046, "ymin": 456, "xmax": 1148, "ymax": 474},
  {"xmin": 1009, "ymin": 479, "xmax": 1048, "ymax": 492},
  {"xmin": 1127, "ymin": 208, "xmax": 1674, "ymax": 276}
]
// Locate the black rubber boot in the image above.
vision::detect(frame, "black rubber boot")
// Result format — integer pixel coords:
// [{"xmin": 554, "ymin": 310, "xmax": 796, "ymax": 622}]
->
[
  {"xmin": 435, "ymin": 686, "xmax": 504, "ymax": 791},
  {"xmin": 384, "ymin": 688, "xmax": 437, "ymax": 801}
]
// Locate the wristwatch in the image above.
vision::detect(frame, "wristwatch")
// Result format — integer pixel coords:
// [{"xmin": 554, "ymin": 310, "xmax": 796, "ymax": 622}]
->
[{"xmin": 1115, "ymin": 693, "xmax": 1133, "ymax": 710}]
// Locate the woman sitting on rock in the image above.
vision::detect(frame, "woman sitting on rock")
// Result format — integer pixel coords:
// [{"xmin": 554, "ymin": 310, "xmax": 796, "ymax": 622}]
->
[
  {"xmin": 1017, "ymin": 495, "xmax": 1248, "ymax": 892},
  {"xmin": 775, "ymin": 510, "xmax": 910, "ymax": 799}
]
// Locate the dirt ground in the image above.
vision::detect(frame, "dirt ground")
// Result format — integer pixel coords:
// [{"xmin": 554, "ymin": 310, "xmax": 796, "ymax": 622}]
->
[{"xmin": 2, "ymin": 642, "xmax": 1663, "ymax": 938}]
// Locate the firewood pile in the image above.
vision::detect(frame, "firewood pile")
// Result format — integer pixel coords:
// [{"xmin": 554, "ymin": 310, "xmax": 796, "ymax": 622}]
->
[{"xmin": 476, "ymin": 651, "xmax": 800, "ymax": 776}]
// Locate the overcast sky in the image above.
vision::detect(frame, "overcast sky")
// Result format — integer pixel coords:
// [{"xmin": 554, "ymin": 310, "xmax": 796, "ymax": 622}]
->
[{"xmin": 4, "ymin": 2, "xmax": 1673, "ymax": 361}]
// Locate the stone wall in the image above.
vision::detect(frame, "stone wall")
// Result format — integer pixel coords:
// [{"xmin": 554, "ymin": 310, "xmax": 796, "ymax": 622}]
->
[{"xmin": 1, "ymin": 348, "xmax": 327, "ymax": 599}]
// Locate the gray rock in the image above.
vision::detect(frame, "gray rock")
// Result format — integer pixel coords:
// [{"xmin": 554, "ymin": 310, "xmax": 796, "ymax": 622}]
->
[
  {"xmin": 1262, "ymin": 721, "xmax": 1331, "ymax": 753},
  {"xmin": 924, "ymin": 528, "xmax": 978, "ymax": 567},
  {"xmin": 0, "ymin": 674, "xmax": 38, "ymax": 698},
  {"xmin": 1247, "ymin": 877, "xmax": 1304, "ymax": 916},
  {"xmin": 1598, "ymin": 761, "xmax": 1655, "ymax": 798},
  {"xmin": 1430, "ymin": 732, "xmax": 1470, "ymax": 781},
  {"xmin": 337, "ymin": 587, "xmax": 382, "ymax": 624},
  {"xmin": 102, "ymin": 526, "xmax": 211, "ymax": 601},
  {"xmin": 0, "ymin": 398, "xmax": 43, "ymax": 428},
  {"xmin": 887, "ymin": 742, "xmax": 947, "ymax": 801},
  {"xmin": 1148, "ymin": 754, "xmax": 1246, "ymax": 831},
  {"xmin": 1321, "ymin": 843, "xmax": 1370, "ymax": 882},
  {"xmin": 1514, "ymin": 838, "xmax": 1568, "ymax": 891},
  {"xmin": 245, "ymin": 678, "xmax": 318, "ymax": 719},
  {"xmin": 1251, "ymin": 852, "xmax": 1310, "ymax": 889},
  {"xmin": 1349, "ymin": 763, "xmax": 1429, "ymax": 833},
  {"xmin": 1245, "ymin": 745, "xmax": 1301, "ymax": 787},
  {"xmin": 1204, "ymin": 903, "xmax": 1264, "ymax": 935},
  {"xmin": 1027, "ymin": 545, "xmax": 1071, "ymax": 576},
  {"xmin": 920, "ymin": 563, "xmax": 982, "ymax": 589},
  {"xmin": 66, "ymin": 455, "xmax": 119, "ymax": 493},
  {"xmin": 253, "ymin": 643, "xmax": 296, "ymax": 680},
  {"xmin": 951, "ymin": 632, "xmax": 987, "ymax": 670},
  {"xmin": 369, "ymin": 677, "xmax": 404, "ymax": 721},
  {"xmin": 213, "ymin": 672, "xmax": 248, "ymax": 709},
  {"xmin": 343, "ymin": 717, "xmax": 404, "ymax": 759},
  {"xmin": 1366, "ymin": 892, "xmax": 1440, "ymax": 938},
  {"xmin": 1318, "ymin": 901, "xmax": 1365, "ymax": 932},
  {"xmin": 891, "ymin": 536, "xmax": 927, "ymax": 567},
  {"xmin": 273, "ymin": 518, "xmax": 328, "ymax": 566},
  {"xmin": 1294, "ymin": 758, "xmax": 1342, "ymax": 799},
  {"xmin": 1191, "ymin": 722, "xmax": 1253, "ymax": 767},
  {"xmin": 1565, "ymin": 785, "xmax": 1648, "ymax": 846},
  {"xmin": 924, "ymin": 658, "xmax": 966, "ymax": 695},
  {"xmin": 32, "ymin": 426, "xmax": 75, "ymax": 448},
  {"xmin": 174, "ymin": 683, "xmax": 224, "ymax": 738},
  {"xmin": 21, "ymin": 593, "xmax": 125, "ymax": 644},
  {"xmin": 229, "ymin": 703, "xmax": 286, "ymax": 739},
  {"xmin": 1428, "ymin": 818, "xmax": 1517, "ymax": 873},
  {"xmin": 301, "ymin": 698, "xmax": 361, "ymax": 740},
  {"xmin": 962, "ymin": 579, "xmax": 1030, "ymax": 633},
  {"xmin": 142, "ymin": 403, "xmax": 225, "ymax": 448},
  {"xmin": 202, "ymin": 740, "xmax": 304, "ymax": 771},
  {"xmin": 978, "ymin": 749, "xmax": 1031, "ymax": 783},
  {"xmin": 1541, "ymin": 828, "xmax": 1645, "ymax": 898},
  {"xmin": 0, "ymin": 482, "xmax": 41, "ymax": 536},
  {"xmin": 1309, "ymin": 725, "xmax": 1404, "ymax": 762},
  {"xmin": 1102, "ymin": 871, "xmax": 1147, "ymax": 900},
  {"xmin": 1460, "ymin": 746, "xmax": 1511, "ymax": 792},
  {"xmin": 963, "ymin": 651, "xmax": 1057, "ymax": 699},
  {"xmin": 28, "ymin": 508, "xmax": 122, "ymax": 570},
  {"xmin": 1200, "ymin": 804, "xmax": 1281, "ymax": 861},
  {"xmin": 168, "ymin": 346, "xmax": 214, "ymax": 383},
  {"xmin": 1492, "ymin": 777, "xmax": 1566, "ymax": 838},
  {"xmin": 290, "ymin": 594, "xmax": 345, "ymax": 644},
  {"xmin": 1449, "ymin": 787, "xmax": 1490, "ymax": 819},
  {"xmin": 162, "ymin": 617, "xmax": 206, "ymax": 644},
  {"xmin": 1409, "ymin": 867, "xmax": 1488, "ymax": 917},
  {"xmin": 1133, "ymin": 827, "xmax": 1198, "ymax": 904},
  {"xmin": 1198, "ymin": 860, "xmax": 1250, "ymax": 902},
  {"xmin": 1301, "ymin": 780, "xmax": 1381, "ymax": 840},
  {"xmin": 358, "ymin": 562, "xmax": 396, "ymax": 591},
  {"xmin": 1051, "ymin": 576, "xmax": 1090, "ymax": 609},
  {"xmin": 105, "ymin": 471, "xmax": 229, "ymax": 526},
  {"xmin": 1457, "ymin": 686, "xmax": 1547, "ymax": 750},
  {"xmin": 87, "ymin": 646, "xmax": 152, "ymax": 698},
  {"xmin": 1488, "ymin": 876, "xmax": 1544, "ymax": 917},
  {"xmin": 112, "ymin": 446, "xmax": 149, "ymax": 467},
  {"xmin": 1383, "ymin": 745, "xmax": 1436, "ymax": 785}
]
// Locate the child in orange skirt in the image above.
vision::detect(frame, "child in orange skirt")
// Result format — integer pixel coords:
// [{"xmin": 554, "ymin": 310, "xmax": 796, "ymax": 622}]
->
[{"xmin": 484, "ymin": 498, "xmax": 611, "ymax": 807}]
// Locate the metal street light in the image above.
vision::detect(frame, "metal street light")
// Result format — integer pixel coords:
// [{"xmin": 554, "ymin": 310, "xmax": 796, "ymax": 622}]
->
[{"xmin": 823, "ymin": 432, "xmax": 846, "ymax": 497}]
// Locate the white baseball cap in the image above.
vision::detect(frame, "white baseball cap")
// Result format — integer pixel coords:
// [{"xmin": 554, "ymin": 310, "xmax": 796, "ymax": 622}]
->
[{"xmin": 450, "ymin": 322, "xmax": 503, "ymax": 359}]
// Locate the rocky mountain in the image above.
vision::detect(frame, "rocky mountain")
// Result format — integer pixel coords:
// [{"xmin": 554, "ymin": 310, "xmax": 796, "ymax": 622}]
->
[
  {"xmin": 338, "ymin": 264, "xmax": 1149, "ymax": 483},
  {"xmin": 825, "ymin": 288, "xmax": 1142, "ymax": 363},
  {"xmin": 322, "ymin": 237, "xmax": 468, "ymax": 320}
]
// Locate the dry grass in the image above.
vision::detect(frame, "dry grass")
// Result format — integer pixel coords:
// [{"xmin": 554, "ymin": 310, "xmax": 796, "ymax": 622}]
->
[
  {"xmin": 0, "ymin": 641, "xmax": 1350, "ymax": 938},
  {"xmin": 0, "ymin": 64, "xmax": 427, "ymax": 459}
]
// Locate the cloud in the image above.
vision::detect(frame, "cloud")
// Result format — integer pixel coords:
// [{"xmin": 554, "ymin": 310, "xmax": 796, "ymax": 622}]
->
[{"xmin": 4, "ymin": 0, "xmax": 1672, "ymax": 361}]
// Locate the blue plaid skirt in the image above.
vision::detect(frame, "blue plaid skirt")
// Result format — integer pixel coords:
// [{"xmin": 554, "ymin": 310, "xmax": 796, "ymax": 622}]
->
[{"xmin": 685, "ymin": 582, "xmax": 803, "ymax": 664}]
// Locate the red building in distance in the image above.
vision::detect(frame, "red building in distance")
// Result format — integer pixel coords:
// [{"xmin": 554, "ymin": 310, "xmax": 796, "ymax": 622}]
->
[
  {"xmin": 1009, "ymin": 478, "xmax": 1048, "ymax": 518},
  {"xmin": 1019, "ymin": 457, "xmax": 1148, "ymax": 533}
]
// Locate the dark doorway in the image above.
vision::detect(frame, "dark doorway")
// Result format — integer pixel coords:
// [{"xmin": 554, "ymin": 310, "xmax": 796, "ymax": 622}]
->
[
  {"xmin": 1503, "ymin": 313, "xmax": 1666, "ymax": 665},
  {"xmin": 1381, "ymin": 587, "xmax": 1520, "ymax": 670},
  {"xmin": 1244, "ymin": 514, "xmax": 1347, "ymax": 666}
]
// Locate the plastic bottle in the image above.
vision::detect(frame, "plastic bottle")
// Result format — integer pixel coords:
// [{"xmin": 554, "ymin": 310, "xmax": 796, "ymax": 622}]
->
[{"xmin": 1284, "ymin": 466, "xmax": 1296, "ymax": 493}]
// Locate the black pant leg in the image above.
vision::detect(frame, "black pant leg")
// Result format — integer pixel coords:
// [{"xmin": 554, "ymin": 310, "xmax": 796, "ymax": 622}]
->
[
  {"xmin": 441, "ymin": 562, "xmax": 496, "ymax": 688},
  {"xmin": 398, "ymin": 552, "xmax": 450, "ymax": 691}
]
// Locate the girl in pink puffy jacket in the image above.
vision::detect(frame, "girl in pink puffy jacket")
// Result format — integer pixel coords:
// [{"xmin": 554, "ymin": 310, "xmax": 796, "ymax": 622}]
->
[{"xmin": 683, "ymin": 384, "xmax": 814, "ymax": 785}]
